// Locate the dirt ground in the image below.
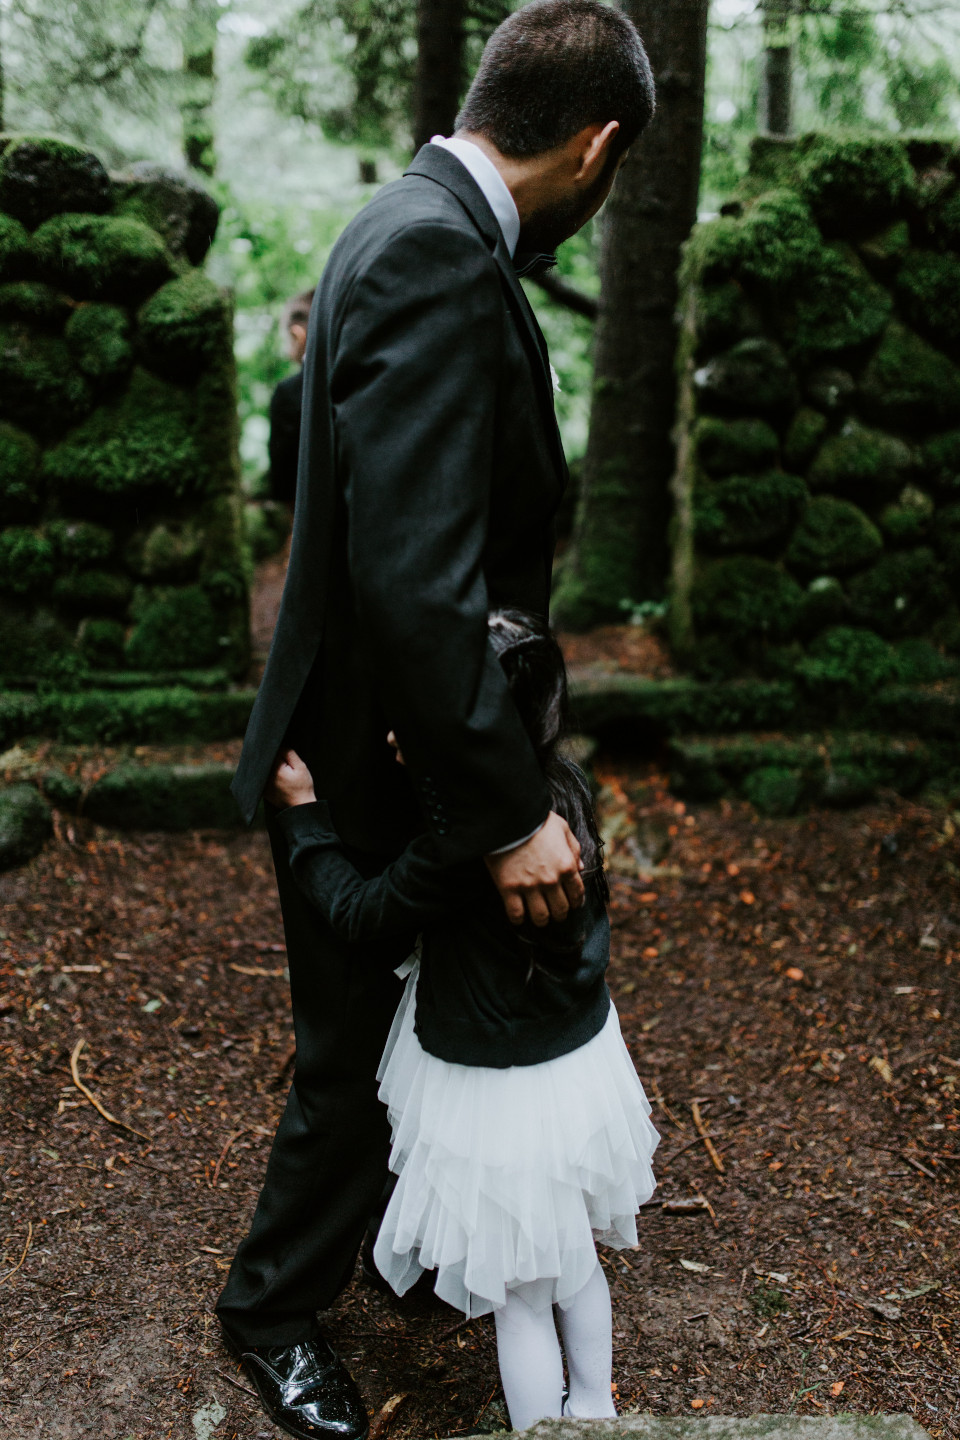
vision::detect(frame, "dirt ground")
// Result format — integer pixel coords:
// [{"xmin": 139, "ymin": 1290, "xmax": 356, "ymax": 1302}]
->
[{"xmin": 1, "ymin": 756, "xmax": 957, "ymax": 1440}]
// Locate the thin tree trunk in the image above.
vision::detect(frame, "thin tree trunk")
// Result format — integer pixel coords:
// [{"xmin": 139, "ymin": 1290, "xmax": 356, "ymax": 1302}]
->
[
  {"xmin": 414, "ymin": 0, "xmax": 466, "ymax": 150},
  {"xmin": 759, "ymin": 0, "xmax": 792, "ymax": 135},
  {"xmin": 554, "ymin": 0, "xmax": 709, "ymax": 626},
  {"xmin": 182, "ymin": 0, "xmax": 218, "ymax": 175}
]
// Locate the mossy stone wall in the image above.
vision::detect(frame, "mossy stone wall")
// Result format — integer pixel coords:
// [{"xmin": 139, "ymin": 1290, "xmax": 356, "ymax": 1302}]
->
[
  {"xmin": 0, "ymin": 135, "xmax": 248, "ymax": 687},
  {"xmin": 670, "ymin": 133, "xmax": 960, "ymax": 728}
]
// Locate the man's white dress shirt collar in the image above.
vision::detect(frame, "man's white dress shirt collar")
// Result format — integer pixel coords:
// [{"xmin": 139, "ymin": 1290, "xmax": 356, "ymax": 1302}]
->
[{"xmin": 430, "ymin": 134, "xmax": 521, "ymax": 260}]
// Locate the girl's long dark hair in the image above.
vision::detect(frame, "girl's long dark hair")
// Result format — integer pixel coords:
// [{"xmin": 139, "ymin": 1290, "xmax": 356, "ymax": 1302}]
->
[{"xmin": 488, "ymin": 608, "xmax": 608, "ymax": 904}]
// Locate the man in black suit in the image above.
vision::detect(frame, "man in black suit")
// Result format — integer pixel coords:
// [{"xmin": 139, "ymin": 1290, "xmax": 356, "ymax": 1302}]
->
[
  {"xmin": 267, "ymin": 289, "xmax": 314, "ymax": 506},
  {"xmin": 217, "ymin": 4, "xmax": 654, "ymax": 1435}
]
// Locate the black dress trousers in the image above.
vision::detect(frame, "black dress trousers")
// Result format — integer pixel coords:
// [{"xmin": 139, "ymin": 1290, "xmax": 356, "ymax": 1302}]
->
[{"xmin": 215, "ymin": 816, "xmax": 411, "ymax": 1347}]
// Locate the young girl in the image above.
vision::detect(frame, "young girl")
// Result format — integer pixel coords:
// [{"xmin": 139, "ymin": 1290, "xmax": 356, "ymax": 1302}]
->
[{"xmin": 269, "ymin": 609, "xmax": 658, "ymax": 1431}]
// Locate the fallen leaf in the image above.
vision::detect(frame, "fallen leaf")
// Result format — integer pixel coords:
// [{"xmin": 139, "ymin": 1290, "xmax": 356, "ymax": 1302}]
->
[
  {"xmin": 830, "ymin": 1381, "xmax": 845, "ymax": 1397},
  {"xmin": 785, "ymin": 966, "xmax": 805, "ymax": 982},
  {"xmin": 690, "ymin": 1398, "xmax": 705, "ymax": 1410},
  {"xmin": 867, "ymin": 1299, "xmax": 902, "ymax": 1321},
  {"xmin": 679, "ymin": 1258, "xmax": 711, "ymax": 1273},
  {"xmin": 869, "ymin": 1056, "xmax": 894, "ymax": 1084},
  {"xmin": 740, "ymin": 890, "xmax": 755, "ymax": 905}
]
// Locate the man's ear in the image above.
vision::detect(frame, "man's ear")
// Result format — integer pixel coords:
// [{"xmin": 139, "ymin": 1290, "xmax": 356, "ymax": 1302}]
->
[{"xmin": 576, "ymin": 120, "xmax": 620, "ymax": 183}]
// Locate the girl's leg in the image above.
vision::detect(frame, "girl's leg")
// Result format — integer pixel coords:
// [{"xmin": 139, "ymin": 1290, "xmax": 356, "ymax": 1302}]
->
[
  {"xmin": 493, "ymin": 1286, "xmax": 565, "ymax": 1431},
  {"xmin": 556, "ymin": 1258, "xmax": 618, "ymax": 1418}
]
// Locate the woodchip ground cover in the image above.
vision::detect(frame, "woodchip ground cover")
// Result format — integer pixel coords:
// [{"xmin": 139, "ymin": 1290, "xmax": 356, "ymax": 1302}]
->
[{"xmin": 0, "ymin": 762, "xmax": 957, "ymax": 1439}]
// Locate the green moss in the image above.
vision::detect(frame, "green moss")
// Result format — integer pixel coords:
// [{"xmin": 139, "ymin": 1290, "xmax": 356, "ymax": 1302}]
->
[
  {"xmin": 0, "ymin": 324, "xmax": 92, "ymax": 431},
  {"xmin": 932, "ymin": 502, "xmax": 960, "ymax": 578},
  {"xmin": 808, "ymin": 419, "xmax": 914, "ymax": 494},
  {"xmin": 805, "ymin": 367, "xmax": 855, "ymax": 414},
  {"xmin": 52, "ymin": 569, "xmax": 132, "ymax": 612},
  {"xmin": 694, "ymin": 470, "xmax": 808, "ymax": 552},
  {"xmin": 43, "ymin": 368, "xmax": 203, "ymax": 503},
  {"xmin": 786, "ymin": 495, "xmax": 883, "ymax": 573},
  {"xmin": 783, "ymin": 408, "xmax": 828, "ymax": 471},
  {"xmin": 0, "ymin": 422, "xmax": 42, "ymax": 523},
  {"xmin": 858, "ymin": 218, "xmax": 910, "ymax": 271},
  {"xmin": 897, "ymin": 249, "xmax": 960, "ymax": 351},
  {"xmin": 894, "ymin": 638, "xmax": 956, "ymax": 684},
  {"xmin": 77, "ymin": 617, "xmax": 125, "ymax": 669},
  {"xmin": 0, "ymin": 526, "xmax": 54, "ymax": 594},
  {"xmin": 83, "ymin": 762, "xmax": 241, "ymax": 830},
  {"xmin": 0, "ymin": 782, "xmax": 51, "ymax": 872},
  {"xmin": 46, "ymin": 518, "xmax": 113, "ymax": 565},
  {"xmin": 798, "ymin": 625, "xmax": 901, "ymax": 690},
  {"xmin": 112, "ymin": 165, "xmax": 220, "ymax": 266},
  {"xmin": 695, "ymin": 281, "xmax": 761, "ymax": 353},
  {"xmin": 244, "ymin": 500, "xmax": 291, "ymax": 561},
  {"xmin": 795, "ymin": 134, "xmax": 912, "ymax": 230},
  {"xmin": 848, "ymin": 547, "xmax": 951, "ymax": 636},
  {"xmin": 780, "ymin": 243, "xmax": 891, "ymax": 359},
  {"xmin": 125, "ymin": 519, "xmax": 203, "ymax": 580},
  {"xmin": 0, "ymin": 605, "xmax": 71, "ymax": 678},
  {"xmin": 65, "ymin": 303, "xmax": 133, "ymax": 382},
  {"xmin": 694, "ymin": 417, "xmax": 779, "ymax": 476},
  {"xmin": 0, "ymin": 137, "xmax": 111, "ymax": 228},
  {"xmin": 801, "ymin": 574, "xmax": 850, "ymax": 632},
  {"xmin": 685, "ymin": 189, "xmax": 821, "ymax": 287},
  {"xmin": 879, "ymin": 485, "xmax": 935, "ymax": 544},
  {"xmin": 39, "ymin": 767, "xmax": 83, "ymax": 809},
  {"xmin": 743, "ymin": 765, "xmax": 802, "ymax": 816},
  {"xmin": 137, "ymin": 271, "xmax": 230, "ymax": 376},
  {"xmin": 32, "ymin": 213, "xmax": 173, "ymax": 303},
  {"xmin": 860, "ymin": 322, "xmax": 960, "ymax": 429},
  {"xmin": 928, "ymin": 187, "xmax": 960, "ymax": 249},
  {"xmin": 0, "ymin": 685, "xmax": 255, "ymax": 745},
  {"xmin": 124, "ymin": 584, "xmax": 224, "ymax": 670},
  {"xmin": 923, "ymin": 430, "xmax": 960, "ymax": 490},
  {"xmin": 0, "ymin": 281, "xmax": 71, "ymax": 326},
  {"xmin": 0, "ymin": 214, "xmax": 30, "ymax": 282},
  {"xmin": 691, "ymin": 556, "xmax": 805, "ymax": 642},
  {"xmin": 694, "ymin": 338, "xmax": 798, "ymax": 416}
]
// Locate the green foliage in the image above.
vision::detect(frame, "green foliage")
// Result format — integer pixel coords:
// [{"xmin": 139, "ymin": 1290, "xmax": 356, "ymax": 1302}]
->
[
  {"xmin": 694, "ymin": 338, "xmax": 798, "ymax": 416},
  {"xmin": 795, "ymin": 134, "xmax": 912, "ymax": 230},
  {"xmin": 743, "ymin": 766, "xmax": 802, "ymax": 817},
  {"xmin": 0, "ymin": 605, "xmax": 72, "ymax": 678},
  {"xmin": 798, "ymin": 625, "xmax": 901, "ymax": 691},
  {"xmin": 0, "ymin": 686, "xmax": 255, "ymax": 747},
  {"xmin": 685, "ymin": 189, "xmax": 821, "ymax": 287},
  {"xmin": 859, "ymin": 219, "xmax": 910, "ymax": 272},
  {"xmin": 44, "ymin": 368, "xmax": 203, "ymax": 502},
  {"xmin": 694, "ymin": 471, "xmax": 808, "ymax": 552},
  {"xmin": 860, "ymin": 322, "xmax": 960, "ymax": 429},
  {"xmin": 65, "ymin": 303, "xmax": 133, "ymax": 381},
  {"xmin": 885, "ymin": 55, "xmax": 955, "ymax": 132},
  {"xmin": 848, "ymin": 547, "xmax": 951, "ymax": 637},
  {"xmin": 691, "ymin": 556, "xmax": 805, "ymax": 642},
  {"xmin": 125, "ymin": 520, "xmax": 203, "ymax": 580},
  {"xmin": 783, "ymin": 408, "xmax": 827, "ymax": 471},
  {"xmin": 0, "ymin": 422, "xmax": 42, "ymax": 523},
  {"xmin": 879, "ymin": 486, "xmax": 935, "ymax": 545},
  {"xmin": 780, "ymin": 243, "xmax": 891, "ymax": 360},
  {"xmin": 750, "ymin": 1283, "xmax": 790, "ymax": 1317},
  {"xmin": 124, "ymin": 584, "xmax": 223, "ymax": 669},
  {"xmin": 923, "ymin": 430, "xmax": 960, "ymax": 491},
  {"xmin": 0, "ymin": 215, "xmax": 31, "ymax": 282},
  {"xmin": 695, "ymin": 280, "xmax": 760, "ymax": 355},
  {"xmin": 137, "ymin": 271, "xmax": 230, "ymax": 377},
  {"xmin": 77, "ymin": 617, "xmax": 125, "ymax": 669},
  {"xmin": 0, "ymin": 137, "xmax": 110, "ymax": 228},
  {"xmin": 786, "ymin": 495, "xmax": 883, "ymax": 574},
  {"xmin": 0, "ymin": 783, "xmax": 51, "ymax": 872},
  {"xmin": 933, "ymin": 503, "xmax": 960, "ymax": 579},
  {"xmin": 894, "ymin": 638, "xmax": 955, "ymax": 685},
  {"xmin": 0, "ymin": 282, "xmax": 72, "ymax": 326},
  {"xmin": 694, "ymin": 417, "xmax": 779, "ymax": 476},
  {"xmin": 32, "ymin": 213, "xmax": 173, "ymax": 302},
  {"xmin": 897, "ymin": 251, "xmax": 960, "ymax": 353},
  {"xmin": 0, "ymin": 527, "xmax": 55, "ymax": 595},
  {"xmin": 808, "ymin": 420, "xmax": 914, "ymax": 494},
  {"xmin": 47, "ymin": 518, "xmax": 113, "ymax": 565},
  {"xmin": 0, "ymin": 324, "xmax": 92, "ymax": 430},
  {"xmin": 52, "ymin": 569, "xmax": 132, "ymax": 612}
]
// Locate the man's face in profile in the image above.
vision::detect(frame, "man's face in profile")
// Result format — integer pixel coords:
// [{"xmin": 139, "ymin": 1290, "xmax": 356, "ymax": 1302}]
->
[{"xmin": 519, "ymin": 147, "xmax": 630, "ymax": 255}]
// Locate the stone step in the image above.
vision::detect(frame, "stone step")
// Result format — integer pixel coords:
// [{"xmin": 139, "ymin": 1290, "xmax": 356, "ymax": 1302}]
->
[{"xmin": 460, "ymin": 1415, "xmax": 929, "ymax": 1440}]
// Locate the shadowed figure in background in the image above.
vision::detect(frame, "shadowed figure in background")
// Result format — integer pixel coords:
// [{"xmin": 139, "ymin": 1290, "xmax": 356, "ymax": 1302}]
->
[
  {"xmin": 216, "ymin": 4, "xmax": 655, "ymax": 1438},
  {"xmin": 267, "ymin": 288, "xmax": 315, "ymax": 508}
]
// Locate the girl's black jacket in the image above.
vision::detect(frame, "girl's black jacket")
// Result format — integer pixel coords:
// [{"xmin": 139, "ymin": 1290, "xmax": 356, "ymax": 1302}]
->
[{"xmin": 274, "ymin": 800, "xmax": 611, "ymax": 1069}]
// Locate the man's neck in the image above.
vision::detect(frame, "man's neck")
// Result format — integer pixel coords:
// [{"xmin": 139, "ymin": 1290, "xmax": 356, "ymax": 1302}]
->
[{"xmin": 455, "ymin": 130, "xmax": 557, "ymax": 230}]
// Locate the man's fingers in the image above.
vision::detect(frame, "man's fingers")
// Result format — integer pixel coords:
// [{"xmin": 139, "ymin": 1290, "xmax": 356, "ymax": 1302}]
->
[
  {"xmin": 544, "ymin": 883, "xmax": 570, "ymax": 923},
  {"xmin": 502, "ymin": 890, "xmax": 526, "ymax": 926},
  {"xmin": 561, "ymin": 870, "xmax": 586, "ymax": 908},
  {"xmin": 525, "ymin": 890, "xmax": 552, "ymax": 928}
]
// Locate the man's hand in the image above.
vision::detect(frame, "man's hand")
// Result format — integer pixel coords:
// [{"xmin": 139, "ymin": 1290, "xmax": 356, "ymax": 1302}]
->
[
  {"xmin": 484, "ymin": 811, "xmax": 584, "ymax": 927},
  {"xmin": 266, "ymin": 749, "xmax": 317, "ymax": 809}
]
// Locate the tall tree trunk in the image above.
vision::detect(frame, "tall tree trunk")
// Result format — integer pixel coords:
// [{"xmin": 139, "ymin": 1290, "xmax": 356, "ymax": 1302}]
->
[
  {"xmin": 759, "ymin": 0, "xmax": 792, "ymax": 135},
  {"xmin": 182, "ymin": 0, "xmax": 218, "ymax": 175},
  {"xmin": 554, "ymin": 0, "xmax": 709, "ymax": 627},
  {"xmin": 414, "ymin": 0, "xmax": 466, "ymax": 150}
]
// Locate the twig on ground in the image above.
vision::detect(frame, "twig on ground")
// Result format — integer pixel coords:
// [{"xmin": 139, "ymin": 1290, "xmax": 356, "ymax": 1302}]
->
[
  {"xmin": 0, "ymin": 1222, "xmax": 33, "ymax": 1288},
  {"xmin": 69, "ymin": 1039, "xmax": 151, "ymax": 1141},
  {"xmin": 210, "ymin": 1128, "xmax": 248, "ymax": 1188},
  {"xmin": 213, "ymin": 1366, "xmax": 259, "ymax": 1399},
  {"xmin": 369, "ymin": 1392, "xmax": 408, "ymax": 1440},
  {"xmin": 691, "ymin": 1100, "xmax": 725, "ymax": 1174}
]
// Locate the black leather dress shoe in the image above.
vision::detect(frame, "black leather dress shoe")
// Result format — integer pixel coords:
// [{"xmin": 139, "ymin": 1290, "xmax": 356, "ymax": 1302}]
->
[{"xmin": 225, "ymin": 1334, "xmax": 369, "ymax": 1440}]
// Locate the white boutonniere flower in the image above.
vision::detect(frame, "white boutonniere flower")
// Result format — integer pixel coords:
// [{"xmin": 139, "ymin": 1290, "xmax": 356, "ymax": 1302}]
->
[{"xmin": 550, "ymin": 363, "xmax": 562, "ymax": 395}]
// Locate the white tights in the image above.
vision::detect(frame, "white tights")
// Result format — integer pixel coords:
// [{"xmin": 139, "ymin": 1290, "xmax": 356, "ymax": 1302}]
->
[{"xmin": 493, "ymin": 1259, "xmax": 618, "ymax": 1431}]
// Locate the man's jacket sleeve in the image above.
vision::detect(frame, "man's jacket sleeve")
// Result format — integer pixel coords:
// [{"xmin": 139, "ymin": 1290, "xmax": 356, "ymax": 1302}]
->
[{"xmin": 331, "ymin": 220, "xmax": 552, "ymax": 865}]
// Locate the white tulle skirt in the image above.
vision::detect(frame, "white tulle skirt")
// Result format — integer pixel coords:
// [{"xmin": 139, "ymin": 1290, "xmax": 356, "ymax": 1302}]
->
[{"xmin": 372, "ymin": 961, "xmax": 660, "ymax": 1318}]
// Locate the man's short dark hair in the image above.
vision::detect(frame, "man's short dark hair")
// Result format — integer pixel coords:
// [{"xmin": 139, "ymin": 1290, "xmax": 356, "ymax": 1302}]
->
[
  {"xmin": 456, "ymin": 0, "xmax": 655, "ymax": 160},
  {"xmin": 283, "ymin": 288, "xmax": 315, "ymax": 331}
]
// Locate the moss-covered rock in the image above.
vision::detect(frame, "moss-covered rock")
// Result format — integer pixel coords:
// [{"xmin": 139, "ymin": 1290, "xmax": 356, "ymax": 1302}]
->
[
  {"xmin": 124, "ymin": 584, "xmax": 224, "ymax": 669},
  {"xmin": 32, "ymin": 213, "xmax": 173, "ymax": 302},
  {"xmin": 0, "ymin": 281, "xmax": 71, "ymax": 326},
  {"xmin": 858, "ymin": 218, "xmax": 910, "ymax": 273},
  {"xmin": 0, "ymin": 783, "xmax": 51, "ymax": 871},
  {"xmin": 137, "ymin": 271, "xmax": 230, "ymax": 376},
  {"xmin": 83, "ymin": 762, "xmax": 240, "ymax": 830},
  {"xmin": 804, "ymin": 366, "xmax": 855, "ymax": 414},
  {"xmin": 77, "ymin": 616, "xmax": 126, "ymax": 669},
  {"xmin": 848, "ymin": 547, "xmax": 951, "ymax": 636},
  {"xmin": 932, "ymin": 502, "xmax": 960, "ymax": 580},
  {"xmin": 694, "ymin": 338, "xmax": 798, "ymax": 416},
  {"xmin": 0, "ymin": 137, "xmax": 111, "ymax": 228},
  {"xmin": 39, "ymin": 767, "xmax": 83, "ymax": 809},
  {"xmin": 243, "ymin": 500, "xmax": 291, "ymax": 561},
  {"xmin": 743, "ymin": 764, "xmax": 803, "ymax": 816},
  {"xmin": 694, "ymin": 416, "xmax": 779, "ymax": 476},
  {"xmin": 685, "ymin": 190, "xmax": 821, "ymax": 289},
  {"xmin": 691, "ymin": 555, "xmax": 805, "ymax": 642},
  {"xmin": 800, "ymin": 574, "xmax": 850, "ymax": 632},
  {"xmin": 695, "ymin": 280, "xmax": 762, "ymax": 353},
  {"xmin": 46, "ymin": 518, "xmax": 113, "ymax": 565},
  {"xmin": 779, "ymin": 243, "xmax": 892, "ymax": 360},
  {"xmin": 809, "ymin": 419, "xmax": 914, "ymax": 494},
  {"xmin": 111, "ymin": 163, "xmax": 220, "ymax": 266},
  {"xmin": 43, "ymin": 368, "xmax": 203, "ymax": 504},
  {"xmin": 0, "ymin": 527, "xmax": 54, "ymax": 595},
  {"xmin": 923, "ymin": 430, "xmax": 960, "ymax": 491},
  {"xmin": 694, "ymin": 470, "xmax": 807, "ymax": 552},
  {"xmin": 0, "ymin": 604, "xmax": 71, "ymax": 678},
  {"xmin": 65, "ymin": 303, "xmax": 133, "ymax": 382},
  {"xmin": 0, "ymin": 421, "xmax": 42, "ymax": 522},
  {"xmin": 894, "ymin": 637, "xmax": 956, "ymax": 684},
  {"xmin": 783, "ymin": 407, "xmax": 828, "ymax": 471},
  {"xmin": 795, "ymin": 134, "xmax": 912, "ymax": 231},
  {"xmin": 896, "ymin": 250, "xmax": 960, "ymax": 353},
  {"xmin": 860, "ymin": 322, "xmax": 960, "ymax": 429},
  {"xmin": 52, "ymin": 569, "xmax": 132, "ymax": 613},
  {"xmin": 125, "ymin": 518, "xmax": 203, "ymax": 580},
  {"xmin": 0, "ymin": 323, "xmax": 92, "ymax": 430},
  {"xmin": 786, "ymin": 495, "xmax": 883, "ymax": 574},
  {"xmin": 879, "ymin": 485, "xmax": 935, "ymax": 545},
  {"xmin": 0, "ymin": 214, "xmax": 30, "ymax": 281},
  {"xmin": 798, "ymin": 624, "xmax": 901, "ymax": 690}
]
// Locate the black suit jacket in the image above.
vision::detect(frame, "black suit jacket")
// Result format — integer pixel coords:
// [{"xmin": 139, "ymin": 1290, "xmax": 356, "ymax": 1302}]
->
[
  {"xmin": 233, "ymin": 145, "xmax": 567, "ymax": 863},
  {"xmin": 267, "ymin": 370, "xmax": 303, "ymax": 505}
]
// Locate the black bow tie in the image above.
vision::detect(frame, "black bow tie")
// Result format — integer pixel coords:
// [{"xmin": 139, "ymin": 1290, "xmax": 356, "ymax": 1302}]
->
[{"xmin": 513, "ymin": 251, "xmax": 558, "ymax": 279}]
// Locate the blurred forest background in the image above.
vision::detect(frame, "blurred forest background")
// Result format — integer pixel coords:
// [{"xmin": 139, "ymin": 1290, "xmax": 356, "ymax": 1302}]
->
[{"xmin": 5, "ymin": 0, "xmax": 959, "ymax": 503}]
